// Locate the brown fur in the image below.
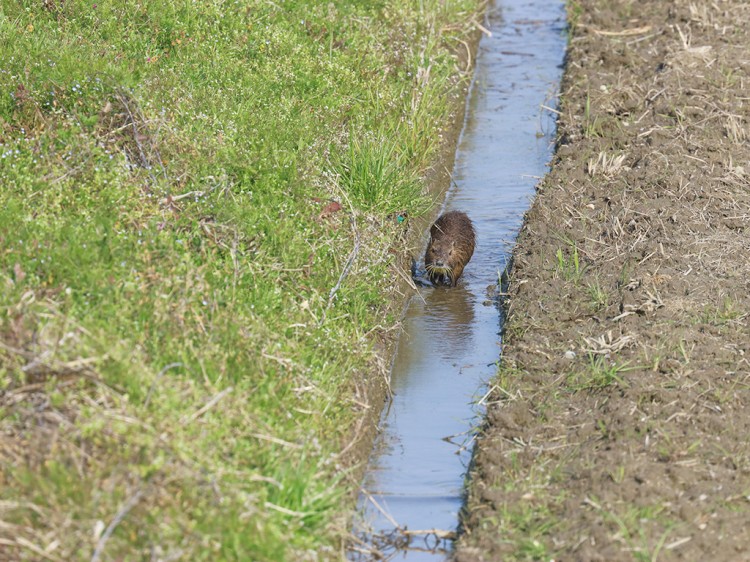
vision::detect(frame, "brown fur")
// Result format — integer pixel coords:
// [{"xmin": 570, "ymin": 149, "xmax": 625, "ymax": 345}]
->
[{"xmin": 424, "ymin": 210, "xmax": 476, "ymax": 287}]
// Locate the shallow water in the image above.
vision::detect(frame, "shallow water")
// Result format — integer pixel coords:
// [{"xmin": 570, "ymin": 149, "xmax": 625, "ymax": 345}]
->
[{"xmin": 351, "ymin": 1, "xmax": 566, "ymax": 559}]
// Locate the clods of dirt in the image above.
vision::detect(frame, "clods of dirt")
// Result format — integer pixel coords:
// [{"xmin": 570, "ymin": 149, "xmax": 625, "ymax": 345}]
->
[{"xmin": 457, "ymin": 1, "xmax": 750, "ymax": 560}]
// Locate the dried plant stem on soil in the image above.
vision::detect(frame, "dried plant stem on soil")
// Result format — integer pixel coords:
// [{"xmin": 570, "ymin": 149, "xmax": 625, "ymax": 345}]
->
[{"xmin": 457, "ymin": 0, "xmax": 750, "ymax": 561}]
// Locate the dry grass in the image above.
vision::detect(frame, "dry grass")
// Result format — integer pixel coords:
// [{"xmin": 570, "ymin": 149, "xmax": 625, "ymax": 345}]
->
[{"xmin": 585, "ymin": 151, "xmax": 628, "ymax": 178}]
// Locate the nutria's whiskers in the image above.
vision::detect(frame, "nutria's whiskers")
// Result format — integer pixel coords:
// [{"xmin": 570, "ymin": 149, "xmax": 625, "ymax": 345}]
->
[
  {"xmin": 426, "ymin": 264, "xmax": 453, "ymax": 274},
  {"xmin": 425, "ymin": 263, "xmax": 454, "ymax": 285}
]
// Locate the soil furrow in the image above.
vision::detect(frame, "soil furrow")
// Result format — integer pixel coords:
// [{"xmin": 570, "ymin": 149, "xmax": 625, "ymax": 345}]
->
[{"xmin": 457, "ymin": 1, "xmax": 750, "ymax": 560}]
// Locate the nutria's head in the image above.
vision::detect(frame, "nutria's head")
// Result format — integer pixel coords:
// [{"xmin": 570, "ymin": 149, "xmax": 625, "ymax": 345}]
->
[
  {"xmin": 424, "ymin": 211, "xmax": 476, "ymax": 287},
  {"xmin": 425, "ymin": 237, "xmax": 460, "ymax": 284}
]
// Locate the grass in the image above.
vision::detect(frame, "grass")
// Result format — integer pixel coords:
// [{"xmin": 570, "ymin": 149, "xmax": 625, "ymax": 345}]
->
[
  {"xmin": 583, "ymin": 92, "xmax": 602, "ymax": 138},
  {"xmin": 0, "ymin": 0, "xmax": 482, "ymax": 559},
  {"xmin": 567, "ymin": 354, "xmax": 634, "ymax": 391},
  {"xmin": 587, "ymin": 279, "xmax": 609, "ymax": 310},
  {"xmin": 592, "ymin": 501, "xmax": 675, "ymax": 562},
  {"xmin": 555, "ymin": 243, "xmax": 584, "ymax": 283},
  {"xmin": 475, "ymin": 448, "xmax": 568, "ymax": 562},
  {"xmin": 332, "ymin": 130, "xmax": 429, "ymax": 215},
  {"xmin": 699, "ymin": 296, "xmax": 743, "ymax": 326},
  {"xmin": 566, "ymin": 0, "xmax": 583, "ymax": 40}
]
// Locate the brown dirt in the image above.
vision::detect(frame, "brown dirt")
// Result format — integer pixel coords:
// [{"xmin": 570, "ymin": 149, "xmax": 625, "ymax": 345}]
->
[{"xmin": 456, "ymin": 1, "xmax": 750, "ymax": 561}]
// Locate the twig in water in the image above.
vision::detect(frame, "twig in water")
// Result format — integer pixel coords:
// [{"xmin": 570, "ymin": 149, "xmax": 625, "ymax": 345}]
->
[
  {"xmin": 393, "ymin": 264, "xmax": 426, "ymax": 304},
  {"xmin": 360, "ymin": 488, "xmax": 402, "ymax": 532},
  {"xmin": 402, "ymin": 529, "xmax": 457, "ymax": 540}
]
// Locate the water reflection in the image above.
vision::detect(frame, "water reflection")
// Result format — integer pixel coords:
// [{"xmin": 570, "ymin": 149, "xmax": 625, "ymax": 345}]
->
[{"xmin": 403, "ymin": 286, "xmax": 475, "ymax": 364}]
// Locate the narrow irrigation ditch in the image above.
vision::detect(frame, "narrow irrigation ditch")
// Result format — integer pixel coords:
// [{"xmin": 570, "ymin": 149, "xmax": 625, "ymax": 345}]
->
[{"xmin": 351, "ymin": 0, "xmax": 567, "ymax": 559}]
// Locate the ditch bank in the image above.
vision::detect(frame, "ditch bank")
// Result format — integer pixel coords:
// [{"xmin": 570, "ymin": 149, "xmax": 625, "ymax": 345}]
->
[{"xmin": 457, "ymin": 1, "xmax": 750, "ymax": 561}]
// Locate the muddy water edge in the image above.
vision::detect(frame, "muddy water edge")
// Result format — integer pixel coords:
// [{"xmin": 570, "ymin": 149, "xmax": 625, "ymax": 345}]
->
[{"xmin": 350, "ymin": 1, "xmax": 566, "ymax": 559}]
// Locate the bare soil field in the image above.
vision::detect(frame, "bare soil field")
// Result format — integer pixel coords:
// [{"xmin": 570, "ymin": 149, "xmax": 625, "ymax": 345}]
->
[{"xmin": 457, "ymin": 0, "xmax": 750, "ymax": 560}]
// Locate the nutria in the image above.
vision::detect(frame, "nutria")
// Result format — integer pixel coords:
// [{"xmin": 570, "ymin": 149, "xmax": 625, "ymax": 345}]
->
[{"xmin": 425, "ymin": 210, "xmax": 475, "ymax": 287}]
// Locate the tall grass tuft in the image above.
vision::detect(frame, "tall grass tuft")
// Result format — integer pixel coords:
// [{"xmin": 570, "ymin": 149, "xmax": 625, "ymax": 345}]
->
[{"xmin": 334, "ymin": 132, "xmax": 429, "ymax": 215}]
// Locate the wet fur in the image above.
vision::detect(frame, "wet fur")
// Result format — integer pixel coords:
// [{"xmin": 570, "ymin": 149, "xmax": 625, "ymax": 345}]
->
[{"xmin": 424, "ymin": 210, "xmax": 476, "ymax": 287}]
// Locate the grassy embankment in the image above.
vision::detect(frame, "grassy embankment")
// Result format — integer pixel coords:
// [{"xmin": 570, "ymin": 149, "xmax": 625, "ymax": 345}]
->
[{"xmin": 0, "ymin": 1, "xmax": 481, "ymax": 559}]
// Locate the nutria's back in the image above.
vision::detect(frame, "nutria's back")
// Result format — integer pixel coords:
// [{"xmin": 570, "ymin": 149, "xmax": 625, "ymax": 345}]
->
[{"xmin": 424, "ymin": 210, "xmax": 475, "ymax": 287}]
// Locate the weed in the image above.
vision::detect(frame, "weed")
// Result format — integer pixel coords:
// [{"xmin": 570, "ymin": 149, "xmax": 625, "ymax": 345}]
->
[
  {"xmin": 594, "ymin": 501, "xmax": 675, "ymax": 562},
  {"xmin": 555, "ymin": 243, "xmax": 584, "ymax": 283},
  {"xmin": 587, "ymin": 280, "xmax": 609, "ymax": 310},
  {"xmin": 491, "ymin": 478, "xmax": 564, "ymax": 561},
  {"xmin": 566, "ymin": 1, "xmax": 584, "ymax": 41},
  {"xmin": 491, "ymin": 362, "xmax": 526, "ymax": 402},
  {"xmin": 583, "ymin": 93, "xmax": 602, "ymax": 138},
  {"xmin": 567, "ymin": 354, "xmax": 635, "ymax": 391},
  {"xmin": 699, "ymin": 297, "xmax": 743, "ymax": 326},
  {"xmin": 608, "ymin": 465, "xmax": 626, "ymax": 484}
]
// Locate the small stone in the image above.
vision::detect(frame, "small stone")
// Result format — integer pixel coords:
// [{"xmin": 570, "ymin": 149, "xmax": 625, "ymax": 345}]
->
[{"xmin": 564, "ymin": 350, "xmax": 576, "ymax": 360}]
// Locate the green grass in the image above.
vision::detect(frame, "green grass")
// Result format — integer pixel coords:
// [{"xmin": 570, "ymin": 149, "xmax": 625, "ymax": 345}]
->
[
  {"xmin": 469, "ymin": 448, "xmax": 567, "ymax": 561},
  {"xmin": 698, "ymin": 296, "xmax": 743, "ymax": 326},
  {"xmin": 592, "ymin": 500, "xmax": 676, "ymax": 562},
  {"xmin": 554, "ymin": 242, "xmax": 584, "ymax": 283},
  {"xmin": 0, "ymin": 0, "xmax": 482, "ymax": 559},
  {"xmin": 587, "ymin": 279, "xmax": 609, "ymax": 310},
  {"xmin": 567, "ymin": 354, "xmax": 635, "ymax": 391},
  {"xmin": 333, "ymin": 130, "xmax": 430, "ymax": 214},
  {"xmin": 583, "ymin": 92, "xmax": 602, "ymax": 138}
]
